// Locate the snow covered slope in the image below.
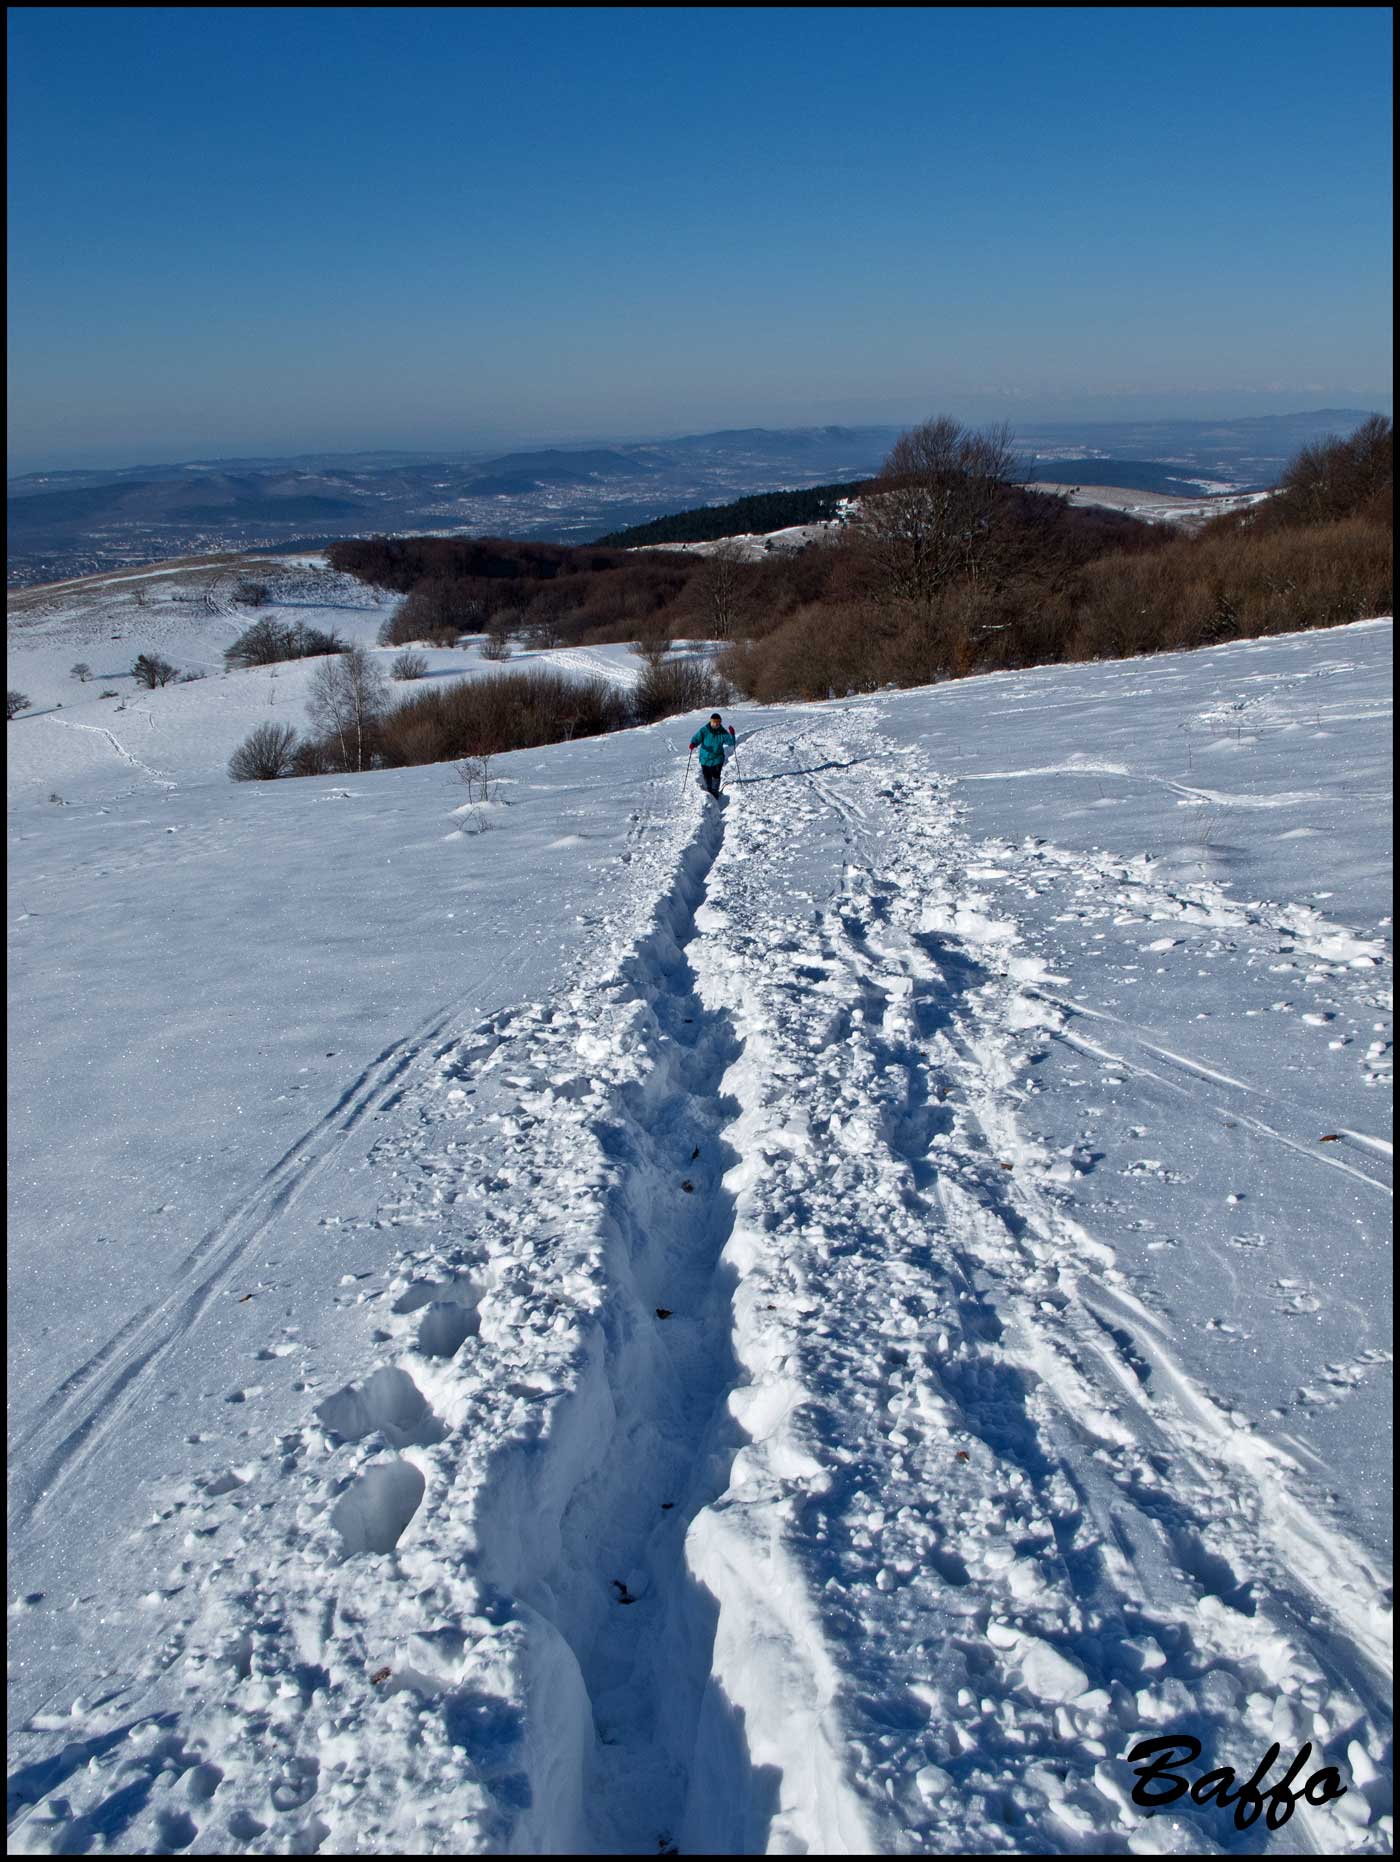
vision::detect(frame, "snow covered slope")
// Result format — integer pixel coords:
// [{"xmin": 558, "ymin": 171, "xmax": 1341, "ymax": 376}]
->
[
  {"xmin": 6, "ymin": 554, "xmax": 648, "ymax": 802},
  {"xmin": 1023, "ymin": 484, "xmax": 1274, "ymax": 529},
  {"xmin": 645, "ymin": 518, "xmax": 845, "ymax": 561},
  {"xmin": 6, "ymin": 618, "xmax": 1392, "ymax": 1855}
]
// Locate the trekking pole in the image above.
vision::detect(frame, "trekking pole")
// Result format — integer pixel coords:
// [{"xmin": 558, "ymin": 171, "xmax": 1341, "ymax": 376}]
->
[{"xmin": 679, "ymin": 747, "xmax": 693, "ymax": 799}]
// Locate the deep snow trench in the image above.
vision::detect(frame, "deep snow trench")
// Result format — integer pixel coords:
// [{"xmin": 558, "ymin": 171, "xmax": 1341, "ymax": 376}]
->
[{"xmin": 474, "ymin": 795, "xmax": 753, "ymax": 1851}]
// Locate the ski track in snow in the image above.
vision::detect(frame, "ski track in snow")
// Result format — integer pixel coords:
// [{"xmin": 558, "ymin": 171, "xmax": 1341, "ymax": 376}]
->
[
  {"xmin": 7, "ymin": 707, "xmax": 1392, "ymax": 1855},
  {"xmin": 9, "ymin": 967, "xmax": 511, "ymax": 1530},
  {"xmin": 1044, "ymin": 1006, "xmax": 1392, "ymax": 1200}
]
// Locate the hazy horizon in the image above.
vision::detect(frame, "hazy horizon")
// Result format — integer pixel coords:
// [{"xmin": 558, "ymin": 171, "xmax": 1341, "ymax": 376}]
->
[
  {"xmin": 9, "ymin": 391, "xmax": 1394, "ymax": 482},
  {"xmin": 8, "ymin": 7, "xmax": 1392, "ymax": 476}
]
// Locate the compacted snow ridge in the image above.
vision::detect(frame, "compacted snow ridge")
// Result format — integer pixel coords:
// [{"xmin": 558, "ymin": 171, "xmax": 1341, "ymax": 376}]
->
[{"xmin": 6, "ymin": 615, "xmax": 1392, "ymax": 1855}]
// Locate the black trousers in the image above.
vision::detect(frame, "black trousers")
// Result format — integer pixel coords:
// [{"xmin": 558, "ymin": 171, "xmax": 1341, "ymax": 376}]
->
[{"xmin": 700, "ymin": 763, "xmax": 723, "ymax": 795}]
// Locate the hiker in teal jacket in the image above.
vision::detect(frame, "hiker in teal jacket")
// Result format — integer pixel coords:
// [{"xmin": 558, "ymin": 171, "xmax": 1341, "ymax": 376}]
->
[{"xmin": 690, "ymin": 713, "xmax": 736, "ymax": 797}]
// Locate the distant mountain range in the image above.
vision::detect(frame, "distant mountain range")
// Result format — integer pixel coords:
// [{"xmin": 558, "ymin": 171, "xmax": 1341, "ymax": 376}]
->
[{"xmin": 6, "ymin": 411, "xmax": 1381, "ymax": 589}]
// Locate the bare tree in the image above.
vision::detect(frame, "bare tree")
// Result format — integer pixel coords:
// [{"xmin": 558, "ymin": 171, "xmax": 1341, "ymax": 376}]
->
[
  {"xmin": 132, "ymin": 652, "xmax": 178, "ymax": 687},
  {"xmin": 306, "ymin": 645, "xmax": 389, "ymax": 771},
  {"xmin": 1278, "ymin": 413, "xmax": 1393, "ymax": 526},
  {"xmin": 523, "ymin": 588, "xmax": 570, "ymax": 647},
  {"xmin": 481, "ymin": 608, "xmax": 520, "ymax": 661},
  {"xmin": 630, "ymin": 625, "xmax": 673, "ymax": 663},
  {"xmin": 851, "ymin": 416, "xmax": 1017, "ymax": 608},
  {"xmin": 70, "ymin": 661, "xmax": 93, "ymax": 683},
  {"xmin": 698, "ymin": 539, "xmax": 748, "ymax": 640},
  {"xmin": 8, "ymin": 690, "xmax": 32, "ymax": 719},
  {"xmin": 390, "ymin": 578, "xmax": 486, "ymax": 647}
]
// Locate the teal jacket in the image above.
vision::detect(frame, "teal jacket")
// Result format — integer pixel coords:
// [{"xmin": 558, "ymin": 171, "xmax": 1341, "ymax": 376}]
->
[{"xmin": 689, "ymin": 722, "xmax": 735, "ymax": 769}]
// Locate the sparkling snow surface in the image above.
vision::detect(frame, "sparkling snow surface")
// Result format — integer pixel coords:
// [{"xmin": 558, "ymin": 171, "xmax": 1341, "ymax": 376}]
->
[{"xmin": 6, "ymin": 599, "xmax": 1392, "ymax": 1855}]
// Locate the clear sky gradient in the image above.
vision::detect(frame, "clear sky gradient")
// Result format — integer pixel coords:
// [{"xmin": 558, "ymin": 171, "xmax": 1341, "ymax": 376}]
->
[{"xmin": 7, "ymin": 5, "xmax": 1394, "ymax": 470}]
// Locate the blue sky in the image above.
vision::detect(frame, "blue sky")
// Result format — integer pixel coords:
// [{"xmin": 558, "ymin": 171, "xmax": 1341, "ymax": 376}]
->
[{"xmin": 7, "ymin": 6, "xmax": 1393, "ymax": 470}]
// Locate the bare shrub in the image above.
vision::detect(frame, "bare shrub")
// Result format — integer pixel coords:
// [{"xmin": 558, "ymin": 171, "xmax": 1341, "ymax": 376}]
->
[
  {"xmin": 720, "ymin": 600, "xmax": 888, "ymax": 702},
  {"xmin": 455, "ymin": 753, "xmax": 498, "ymax": 830},
  {"xmin": 633, "ymin": 655, "xmax": 732, "ymax": 723},
  {"xmin": 392, "ymin": 650, "xmax": 429, "ymax": 680},
  {"xmin": 873, "ymin": 594, "xmax": 980, "ymax": 686},
  {"xmin": 1275, "ymin": 414, "xmax": 1392, "ymax": 529},
  {"xmin": 961, "ymin": 579, "xmax": 1075, "ymax": 672},
  {"xmin": 480, "ymin": 612, "xmax": 517, "ymax": 661},
  {"xmin": 1066, "ymin": 516, "xmax": 1392, "ymax": 661},
  {"xmin": 224, "ymin": 618, "xmax": 343, "ymax": 668},
  {"xmin": 235, "ymin": 579, "xmax": 271, "ymax": 607},
  {"xmin": 384, "ymin": 578, "xmax": 487, "ymax": 648},
  {"xmin": 98, "ymin": 689, "xmax": 118, "ymax": 699},
  {"xmin": 290, "ymin": 736, "xmax": 336, "ymax": 776},
  {"xmin": 229, "ymin": 721, "xmax": 299, "ymax": 780},
  {"xmin": 457, "ymin": 754, "xmax": 496, "ymax": 803},
  {"xmin": 70, "ymin": 661, "xmax": 93, "ymax": 683},
  {"xmin": 8, "ymin": 690, "xmax": 31, "ymax": 719},
  {"xmin": 376, "ymin": 711, "xmax": 443, "ymax": 766},
  {"xmin": 225, "ymin": 619, "xmax": 290, "ymax": 667},
  {"xmin": 631, "ymin": 625, "xmax": 674, "ymax": 662},
  {"xmin": 379, "ymin": 667, "xmax": 631, "ymax": 768}
]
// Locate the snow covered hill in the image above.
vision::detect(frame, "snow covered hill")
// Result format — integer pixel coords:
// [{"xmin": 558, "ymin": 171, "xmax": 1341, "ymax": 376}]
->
[
  {"xmin": 1022, "ymin": 484, "xmax": 1275, "ymax": 530},
  {"xmin": 6, "ymin": 554, "xmax": 648, "ymax": 801},
  {"xmin": 6, "ymin": 611, "xmax": 1392, "ymax": 1855}
]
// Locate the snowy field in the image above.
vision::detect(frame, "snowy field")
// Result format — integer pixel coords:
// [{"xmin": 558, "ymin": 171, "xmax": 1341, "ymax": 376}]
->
[
  {"xmin": 6, "ymin": 554, "xmax": 651, "ymax": 802},
  {"xmin": 6, "ymin": 601, "xmax": 1393, "ymax": 1855},
  {"xmin": 1022, "ymin": 485, "xmax": 1274, "ymax": 529}
]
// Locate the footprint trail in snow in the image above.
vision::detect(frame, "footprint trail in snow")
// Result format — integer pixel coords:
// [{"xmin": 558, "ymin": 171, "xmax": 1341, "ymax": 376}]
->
[{"xmin": 7, "ymin": 706, "xmax": 1390, "ymax": 1856}]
